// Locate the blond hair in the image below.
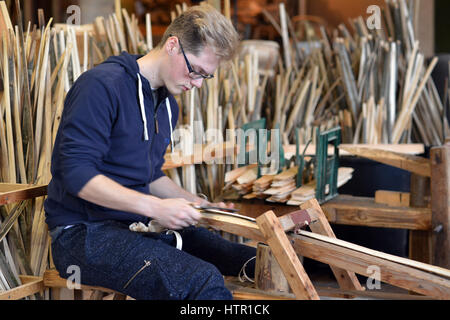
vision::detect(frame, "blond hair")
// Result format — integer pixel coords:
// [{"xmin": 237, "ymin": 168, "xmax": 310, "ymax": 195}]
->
[{"xmin": 157, "ymin": 4, "xmax": 239, "ymax": 61}]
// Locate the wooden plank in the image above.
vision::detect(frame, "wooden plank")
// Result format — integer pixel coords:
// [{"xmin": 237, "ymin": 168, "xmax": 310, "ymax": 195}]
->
[
  {"xmin": 200, "ymin": 212, "xmax": 264, "ymax": 242},
  {"xmin": 375, "ymin": 190, "xmax": 411, "ymax": 207},
  {"xmin": 0, "ymin": 183, "xmax": 47, "ymax": 205},
  {"xmin": 300, "ymin": 199, "xmax": 364, "ymax": 292},
  {"xmin": 291, "ymin": 230, "xmax": 450, "ymax": 299},
  {"xmin": 322, "ymin": 195, "xmax": 431, "ymax": 230},
  {"xmin": 339, "ymin": 145, "xmax": 431, "ymax": 177},
  {"xmin": 0, "ymin": 276, "xmax": 44, "ymax": 300},
  {"xmin": 430, "ymin": 145, "xmax": 450, "ymax": 268},
  {"xmin": 256, "ymin": 210, "xmax": 320, "ymax": 300}
]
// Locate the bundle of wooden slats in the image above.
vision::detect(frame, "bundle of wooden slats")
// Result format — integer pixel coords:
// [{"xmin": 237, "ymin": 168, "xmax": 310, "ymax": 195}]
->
[
  {"xmin": 287, "ymin": 167, "xmax": 354, "ymax": 205},
  {"xmin": 263, "ymin": 166, "xmax": 298, "ymax": 203},
  {"xmin": 224, "ymin": 163, "xmax": 354, "ymax": 205},
  {"xmin": 0, "ymin": 0, "xmax": 149, "ymax": 296},
  {"xmin": 262, "ymin": 0, "xmax": 448, "ymax": 146}
]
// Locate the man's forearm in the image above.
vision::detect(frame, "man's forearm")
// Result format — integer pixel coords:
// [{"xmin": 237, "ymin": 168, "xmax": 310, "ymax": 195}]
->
[
  {"xmin": 149, "ymin": 176, "xmax": 206, "ymax": 204},
  {"xmin": 78, "ymin": 174, "xmax": 160, "ymax": 218}
]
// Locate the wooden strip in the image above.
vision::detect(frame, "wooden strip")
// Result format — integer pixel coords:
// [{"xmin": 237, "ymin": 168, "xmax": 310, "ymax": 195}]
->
[
  {"xmin": 200, "ymin": 212, "xmax": 264, "ymax": 242},
  {"xmin": 339, "ymin": 145, "xmax": 431, "ymax": 177},
  {"xmin": 145, "ymin": 13, "xmax": 153, "ymax": 50},
  {"xmin": 256, "ymin": 211, "xmax": 320, "ymax": 300}
]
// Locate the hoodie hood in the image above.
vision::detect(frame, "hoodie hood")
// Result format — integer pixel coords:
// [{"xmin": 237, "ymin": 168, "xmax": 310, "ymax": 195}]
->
[
  {"xmin": 103, "ymin": 51, "xmax": 142, "ymax": 80},
  {"xmin": 102, "ymin": 51, "xmax": 173, "ymax": 144}
]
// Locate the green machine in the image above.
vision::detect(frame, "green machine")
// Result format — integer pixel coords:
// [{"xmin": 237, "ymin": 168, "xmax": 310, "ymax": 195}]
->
[{"xmin": 295, "ymin": 126, "xmax": 342, "ymax": 204}]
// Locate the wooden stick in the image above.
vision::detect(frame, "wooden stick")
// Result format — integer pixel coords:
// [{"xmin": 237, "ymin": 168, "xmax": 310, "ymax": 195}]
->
[
  {"xmin": 145, "ymin": 13, "xmax": 153, "ymax": 50},
  {"xmin": 2, "ymin": 31, "xmax": 16, "ymax": 183},
  {"xmin": 279, "ymin": 3, "xmax": 292, "ymax": 69}
]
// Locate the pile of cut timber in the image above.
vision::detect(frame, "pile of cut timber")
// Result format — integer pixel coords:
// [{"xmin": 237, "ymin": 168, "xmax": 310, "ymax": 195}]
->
[
  {"xmin": 264, "ymin": 166, "xmax": 298, "ymax": 203},
  {"xmin": 225, "ymin": 164, "xmax": 354, "ymax": 205},
  {"xmin": 287, "ymin": 167, "xmax": 354, "ymax": 206}
]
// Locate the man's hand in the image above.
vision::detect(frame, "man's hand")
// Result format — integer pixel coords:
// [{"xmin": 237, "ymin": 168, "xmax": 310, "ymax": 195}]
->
[
  {"xmin": 151, "ymin": 198, "xmax": 203, "ymax": 230},
  {"xmin": 195, "ymin": 199, "xmax": 235, "ymax": 210}
]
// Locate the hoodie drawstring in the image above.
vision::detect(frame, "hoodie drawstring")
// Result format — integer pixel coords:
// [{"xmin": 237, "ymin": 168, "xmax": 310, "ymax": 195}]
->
[
  {"xmin": 137, "ymin": 73, "xmax": 174, "ymax": 150},
  {"xmin": 165, "ymin": 97, "xmax": 174, "ymax": 152},
  {"xmin": 137, "ymin": 73, "xmax": 149, "ymax": 141}
]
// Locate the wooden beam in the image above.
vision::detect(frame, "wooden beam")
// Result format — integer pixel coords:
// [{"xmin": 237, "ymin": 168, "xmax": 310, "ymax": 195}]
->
[
  {"xmin": 430, "ymin": 144, "xmax": 450, "ymax": 268},
  {"xmin": 300, "ymin": 199, "xmax": 364, "ymax": 292},
  {"xmin": 291, "ymin": 230, "xmax": 450, "ymax": 299},
  {"xmin": 0, "ymin": 183, "xmax": 47, "ymax": 205},
  {"xmin": 339, "ymin": 145, "xmax": 431, "ymax": 177},
  {"xmin": 322, "ymin": 195, "xmax": 431, "ymax": 230},
  {"xmin": 256, "ymin": 210, "xmax": 320, "ymax": 300},
  {"xmin": 0, "ymin": 276, "xmax": 44, "ymax": 300}
]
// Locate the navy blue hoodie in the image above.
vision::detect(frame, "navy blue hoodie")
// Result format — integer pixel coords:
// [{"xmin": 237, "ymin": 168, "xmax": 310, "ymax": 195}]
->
[{"xmin": 44, "ymin": 52, "xmax": 179, "ymax": 230}]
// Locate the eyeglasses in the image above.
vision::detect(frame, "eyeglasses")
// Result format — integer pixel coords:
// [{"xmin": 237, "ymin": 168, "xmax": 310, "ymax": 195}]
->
[{"xmin": 177, "ymin": 37, "xmax": 214, "ymax": 80}]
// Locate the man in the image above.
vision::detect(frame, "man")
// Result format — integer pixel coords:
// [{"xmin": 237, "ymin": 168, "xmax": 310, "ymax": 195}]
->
[{"xmin": 45, "ymin": 4, "xmax": 256, "ymax": 300}]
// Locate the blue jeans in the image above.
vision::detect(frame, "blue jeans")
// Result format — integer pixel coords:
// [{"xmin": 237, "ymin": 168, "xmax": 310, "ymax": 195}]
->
[{"xmin": 50, "ymin": 220, "xmax": 256, "ymax": 300}]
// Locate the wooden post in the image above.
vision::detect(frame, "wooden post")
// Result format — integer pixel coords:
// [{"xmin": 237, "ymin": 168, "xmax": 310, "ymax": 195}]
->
[
  {"xmin": 256, "ymin": 210, "xmax": 320, "ymax": 300},
  {"xmin": 255, "ymin": 243, "xmax": 292, "ymax": 294},
  {"xmin": 300, "ymin": 199, "xmax": 364, "ymax": 291},
  {"xmin": 409, "ymin": 173, "xmax": 432, "ymax": 264},
  {"xmin": 430, "ymin": 144, "xmax": 450, "ymax": 268}
]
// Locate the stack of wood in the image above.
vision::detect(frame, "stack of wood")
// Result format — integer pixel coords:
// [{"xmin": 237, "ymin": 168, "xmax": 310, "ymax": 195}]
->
[
  {"xmin": 247, "ymin": 174, "xmax": 275, "ymax": 199},
  {"xmin": 226, "ymin": 165, "xmax": 258, "ymax": 196},
  {"xmin": 287, "ymin": 167, "xmax": 354, "ymax": 206},
  {"xmin": 263, "ymin": 166, "xmax": 298, "ymax": 203},
  {"xmin": 223, "ymin": 162, "xmax": 355, "ymax": 205}
]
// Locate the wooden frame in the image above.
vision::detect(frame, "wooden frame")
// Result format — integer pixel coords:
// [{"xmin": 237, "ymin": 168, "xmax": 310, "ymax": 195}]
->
[{"xmin": 200, "ymin": 199, "xmax": 450, "ymax": 300}]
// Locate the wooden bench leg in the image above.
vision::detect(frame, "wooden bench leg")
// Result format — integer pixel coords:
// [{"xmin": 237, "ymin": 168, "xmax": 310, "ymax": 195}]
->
[
  {"xmin": 300, "ymin": 199, "xmax": 364, "ymax": 292},
  {"xmin": 256, "ymin": 210, "xmax": 320, "ymax": 300}
]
